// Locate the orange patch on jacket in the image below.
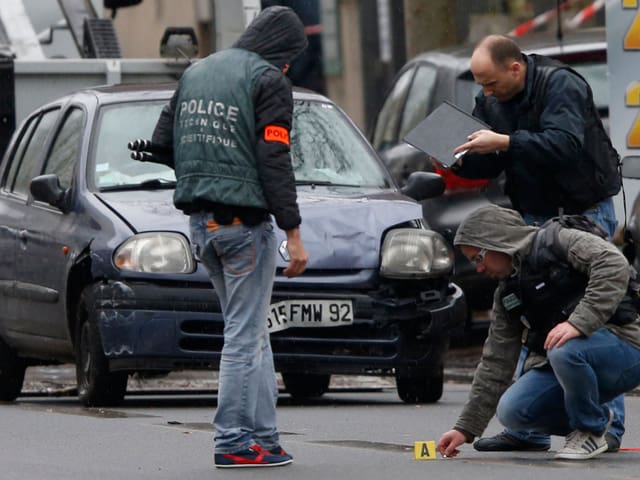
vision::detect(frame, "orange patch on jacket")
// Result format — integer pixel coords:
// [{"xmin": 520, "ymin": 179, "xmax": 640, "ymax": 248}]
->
[{"xmin": 264, "ymin": 125, "xmax": 290, "ymax": 145}]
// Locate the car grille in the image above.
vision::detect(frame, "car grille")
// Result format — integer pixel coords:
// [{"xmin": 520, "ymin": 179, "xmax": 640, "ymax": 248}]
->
[
  {"xmin": 177, "ymin": 317, "xmax": 400, "ymax": 360},
  {"xmin": 271, "ymin": 323, "xmax": 400, "ymax": 359}
]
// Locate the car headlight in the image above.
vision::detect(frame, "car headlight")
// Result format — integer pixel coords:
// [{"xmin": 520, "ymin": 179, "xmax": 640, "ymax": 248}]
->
[
  {"xmin": 114, "ymin": 232, "xmax": 195, "ymax": 273},
  {"xmin": 380, "ymin": 228, "xmax": 454, "ymax": 279}
]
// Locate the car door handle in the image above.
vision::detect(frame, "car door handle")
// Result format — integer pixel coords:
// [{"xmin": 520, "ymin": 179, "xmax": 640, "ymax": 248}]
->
[{"xmin": 18, "ymin": 229, "xmax": 28, "ymax": 248}]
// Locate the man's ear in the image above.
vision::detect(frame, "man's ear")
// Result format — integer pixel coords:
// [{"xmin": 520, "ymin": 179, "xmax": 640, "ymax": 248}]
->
[{"xmin": 510, "ymin": 60, "xmax": 524, "ymax": 79}]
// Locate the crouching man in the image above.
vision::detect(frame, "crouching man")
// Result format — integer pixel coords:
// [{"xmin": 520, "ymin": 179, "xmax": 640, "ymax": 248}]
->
[{"xmin": 437, "ymin": 205, "xmax": 640, "ymax": 460}]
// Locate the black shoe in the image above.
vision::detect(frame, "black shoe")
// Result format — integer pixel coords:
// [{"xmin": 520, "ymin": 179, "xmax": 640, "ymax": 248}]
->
[
  {"xmin": 473, "ymin": 431, "xmax": 550, "ymax": 452},
  {"xmin": 605, "ymin": 432, "xmax": 620, "ymax": 453}
]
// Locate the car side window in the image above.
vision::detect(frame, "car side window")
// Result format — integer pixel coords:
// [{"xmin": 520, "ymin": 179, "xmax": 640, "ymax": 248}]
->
[
  {"xmin": 3, "ymin": 115, "xmax": 39, "ymax": 192},
  {"xmin": 571, "ymin": 62, "xmax": 609, "ymax": 112},
  {"xmin": 43, "ymin": 108, "xmax": 85, "ymax": 190},
  {"xmin": 397, "ymin": 64, "xmax": 438, "ymax": 142},
  {"xmin": 371, "ymin": 67, "xmax": 415, "ymax": 151},
  {"xmin": 9, "ymin": 108, "xmax": 60, "ymax": 197}
]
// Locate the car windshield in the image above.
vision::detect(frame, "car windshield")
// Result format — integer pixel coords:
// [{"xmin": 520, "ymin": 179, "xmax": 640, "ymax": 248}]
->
[
  {"xmin": 291, "ymin": 100, "xmax": 390, "ymax": 188},
  {"xmin": 92, "ymin": 101, "xmax": 175, "ymax": 190},
  {"xmin": 91, "ymin": 98, "xmax": 391, "ymax": 191}
]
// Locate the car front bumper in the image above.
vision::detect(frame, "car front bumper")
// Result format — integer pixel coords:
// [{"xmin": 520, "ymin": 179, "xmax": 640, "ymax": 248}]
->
[{"xmin": 93, "ymin": 279, "xmax": 466, "ymax": 374}]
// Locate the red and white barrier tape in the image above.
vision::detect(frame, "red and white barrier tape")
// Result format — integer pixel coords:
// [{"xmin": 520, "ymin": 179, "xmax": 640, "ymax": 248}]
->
[
  {"xmin": 508, "ymin": 0, "xmax": 605, "ymax": 37},
  {"xmin": 508, "ymin": 0, "xmax": 574, "ymax": 37},
  {"xmin": 566, "ymin": 0, "xmax": 605, "ymax": 29}
]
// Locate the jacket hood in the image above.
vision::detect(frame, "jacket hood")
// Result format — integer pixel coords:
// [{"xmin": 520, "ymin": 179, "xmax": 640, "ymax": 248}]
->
[
  {"xmin": 453, "ymin": 205, "xmax": 538, "ymax": 258},
  {"xmin": 232, "ymin": 6, "xmax": 308, "ymax": 70}
]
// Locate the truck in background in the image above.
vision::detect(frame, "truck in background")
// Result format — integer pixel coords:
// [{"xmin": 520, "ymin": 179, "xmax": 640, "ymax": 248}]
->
[{"xmin": 0, "ymin": 0, "xmax": 193, "ymax": 157}]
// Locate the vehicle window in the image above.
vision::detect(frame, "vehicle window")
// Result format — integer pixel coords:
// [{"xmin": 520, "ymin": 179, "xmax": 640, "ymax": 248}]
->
[
  {"xmin": 3, "ymin": 115, "xmax": 39, "ymax": 191},
  {"xmin": 455, "ymin": 75, "xmax": 482, "ymax": 113},
  {"xmin": 44, "ymin": 108, "xmax": 85, "ymax": 190},
  {"xmin": 570, "ymin": 62, "xmax": 609, "ymax": 112},
  {"xmin": 11, "ymin": 109, "xmax": 60, "ymax": 197},
  {"xmin": 397, "ymin": 64, "xmax": 437, "ymax": 142},
  {"xmin": 93, "ymin": 101, "xmax": 175, "ymax": 189},
  {"xmin": 371, "ymin": 68, "xmax": 415, "ymax": 151},
  {"xmin": 292, "ymin": 100, "xmax": 390, "ymax": 188}
]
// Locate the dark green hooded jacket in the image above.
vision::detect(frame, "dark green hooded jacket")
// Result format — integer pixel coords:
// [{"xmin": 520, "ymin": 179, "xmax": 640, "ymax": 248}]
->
[
  {"xmin": 152, "ymin": 6, "xmax": 308, "ymax": 229},
  {"xmin": 451, "ymin": 205, "xmax": 640, "ymax": 439}
]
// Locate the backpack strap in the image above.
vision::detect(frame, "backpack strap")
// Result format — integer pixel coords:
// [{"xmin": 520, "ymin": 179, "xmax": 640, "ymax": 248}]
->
[{"xmin": 528, "ymin": 215, "xmax": 608, "ymax": 271}]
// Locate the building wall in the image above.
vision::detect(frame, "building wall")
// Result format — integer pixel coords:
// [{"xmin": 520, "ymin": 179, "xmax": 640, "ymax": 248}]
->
[
  {"xmin": 324, "ymin": 0, "xmax": 364, "ymax": 129},
  {"xmin": 108, "ymin": 0, "xmax": 367, "ymax": 127},
  {"xmin": 109, "ymin": 0, "xmax": 207, "ymax": 58}
]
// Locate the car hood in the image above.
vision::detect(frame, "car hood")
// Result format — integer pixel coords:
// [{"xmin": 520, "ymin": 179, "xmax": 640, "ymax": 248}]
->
[{"xmin": 96, "ymin": 187, "xmax": 423, "ymax": 269}]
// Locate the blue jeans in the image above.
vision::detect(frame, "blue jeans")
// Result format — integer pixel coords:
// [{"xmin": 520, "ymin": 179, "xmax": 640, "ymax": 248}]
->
[
  {"xmin": 522, "ymin": 196, "xmax": 618, "ymax": 239},
  {"xmin": 496, "ymin": 329, "xmax": 640, "ymax": 436},
  {"xmin": 190, "ymin": 213, "xmax": 280, "ymax": 454},
  {"xmin": 507, "ymin": 196, "xmax": 624, "ymax": 444}
]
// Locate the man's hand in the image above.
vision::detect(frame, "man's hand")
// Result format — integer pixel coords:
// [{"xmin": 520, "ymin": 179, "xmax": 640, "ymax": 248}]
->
[
  {"xmin": 282, "ymin": 228, "xmax": 308, "ymax": 278},
  {"xmin": 437, "ymin": 430, "xmax": 466, "ymax": 458},
  {"xmin": 544, "ymin": 321, "xmax": 581, "ymax": 350},
  {"xmin": 454, "ymin": 129, "xmax": 509, "ymax": 156}
]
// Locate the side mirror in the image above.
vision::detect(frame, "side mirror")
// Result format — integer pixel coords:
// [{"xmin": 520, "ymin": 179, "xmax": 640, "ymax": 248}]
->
[
  {"xmin": 30, "ymin": 174, "xmax": 68, "ymax": 211},
  {"xmin": 400, "ymin": 171, "xmax": 445, "ymax": 202},
  {"xmin": 621, "ymin": 156, "xmax": 640, "ymax": 179},
  {"xmin": 385, "ymin": 149, "xmax": 433, "ymax": 188}
]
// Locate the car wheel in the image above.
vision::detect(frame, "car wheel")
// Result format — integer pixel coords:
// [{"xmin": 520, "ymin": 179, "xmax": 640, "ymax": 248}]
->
[
  {"xmin": 0, "ymin": 337, "xmax": 26, "ymax": 401},
  {"xmin": 282, "ymin": 373, "xmax": 330, "ymax": 399},
  {"xmin": 75, "ymin": 287, "xmax": 128, "ymax": 407},
  {"xmin": 395, "ymin": 366, "xmax": 444, "ymax": 404}
]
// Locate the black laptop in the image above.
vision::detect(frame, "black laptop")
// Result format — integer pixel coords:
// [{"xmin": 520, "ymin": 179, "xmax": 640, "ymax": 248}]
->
[{"xmin": 403, "ymin": 101, "xmax": 490, "ymax": 167}]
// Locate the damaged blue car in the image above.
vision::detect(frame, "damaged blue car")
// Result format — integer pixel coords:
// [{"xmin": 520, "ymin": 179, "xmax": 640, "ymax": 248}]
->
[{"xmin": 0, "ymin": 84, "xmax": 466, "ymax": 406}]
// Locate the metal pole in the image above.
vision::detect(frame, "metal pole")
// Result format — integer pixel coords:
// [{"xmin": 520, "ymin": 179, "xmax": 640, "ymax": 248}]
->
[{"xmin": 556, "ymin": 0, "xmax": 564, "ymax": 43}]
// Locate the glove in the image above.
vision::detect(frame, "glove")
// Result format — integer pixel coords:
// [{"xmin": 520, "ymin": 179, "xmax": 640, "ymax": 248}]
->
[{"xmin": 128, "ymin": 139, "xmax": 174, "ymax": 168}]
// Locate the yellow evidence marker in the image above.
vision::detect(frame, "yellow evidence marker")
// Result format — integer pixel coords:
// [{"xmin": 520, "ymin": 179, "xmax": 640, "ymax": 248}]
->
[{"xmin": 413, "ymin": 441, "xmax": 437, "ymax": 460}]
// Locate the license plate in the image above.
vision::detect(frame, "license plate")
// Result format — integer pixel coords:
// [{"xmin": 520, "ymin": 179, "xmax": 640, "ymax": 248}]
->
[{"xmin": 267, "ymin": 299, "xmax": 354, "ymax": 333}]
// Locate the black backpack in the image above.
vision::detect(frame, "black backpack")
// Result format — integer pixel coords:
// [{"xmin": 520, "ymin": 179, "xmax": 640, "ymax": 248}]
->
[
  {"xmin": 528, "ymin": 56, "xmax": 622, "ymax": 210},
  {"xmin": 501, "ymin": 214, "xmax": 638, "ymax": 353},
  {"xmin": 531, "ymin": 214, "xmax": 639, "ymax": 326}
]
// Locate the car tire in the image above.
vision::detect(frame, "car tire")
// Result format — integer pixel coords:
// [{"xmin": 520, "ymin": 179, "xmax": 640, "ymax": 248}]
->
[
  {"xmin": 282, "ymin": 373, "xmax": 330, "ymax": 399},
  {"xmin": 395, "ymin": 365, "xmax": 444, "ymax": 404},
  {"xmin": 75, "ymin": 287, "xmax": 128, "ymax": 407},
  {"xmin": 0, "ymin": 337, "xmax": 26, "ymax": 402}
]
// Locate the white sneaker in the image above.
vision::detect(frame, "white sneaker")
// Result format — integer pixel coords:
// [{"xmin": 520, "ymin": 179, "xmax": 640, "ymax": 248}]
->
[{"xmin": 555, "ymin": 409, "xmax": 614, "ymax": 460}]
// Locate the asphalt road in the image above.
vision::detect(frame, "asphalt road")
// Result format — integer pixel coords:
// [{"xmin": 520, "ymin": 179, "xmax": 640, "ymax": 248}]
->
[
  {"xmin": 2, "ymin": 382, "xmax": 640, "ymax": 480},
  {"xmin": 3, "ymin": 343, "xmax": 639, "ymax": 480}
]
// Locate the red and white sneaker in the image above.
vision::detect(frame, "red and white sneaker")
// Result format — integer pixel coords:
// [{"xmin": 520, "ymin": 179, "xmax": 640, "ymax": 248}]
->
[{"xmin": 214, "ymin": 444, "xmax": 293, "ymax": 468}]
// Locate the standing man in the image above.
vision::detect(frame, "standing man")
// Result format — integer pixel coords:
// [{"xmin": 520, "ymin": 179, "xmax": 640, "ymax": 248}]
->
[
  {"xmin": 437, "ymin": 205, "xmax": 640, "ymax": 460},
  {"xmin": 449, "ymin": 34, "xmax": 624, "ymax": 452},
  {"xmin": 150, "ymin": 6, "xmax": 309, "ymax": 468}
]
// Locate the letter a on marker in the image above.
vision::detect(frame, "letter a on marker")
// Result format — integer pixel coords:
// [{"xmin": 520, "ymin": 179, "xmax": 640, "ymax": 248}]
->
[{"xmin": 413, "ymin": 441, "xmax": 436, "ymax": 460}]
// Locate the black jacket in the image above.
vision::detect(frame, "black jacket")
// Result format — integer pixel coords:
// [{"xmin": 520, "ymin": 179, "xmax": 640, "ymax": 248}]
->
[
  {"xmin": 453, "ymin": 54, "xmax": 620, "ymax": 216},
  {"xmin": 151, "ymin": 6, "xmax": 307, "ymax": 230}
]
